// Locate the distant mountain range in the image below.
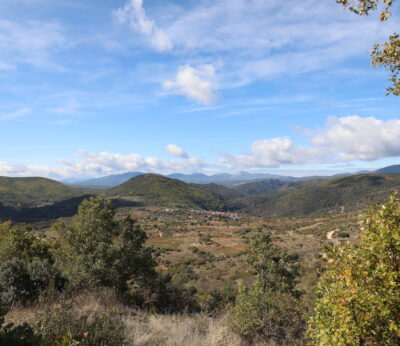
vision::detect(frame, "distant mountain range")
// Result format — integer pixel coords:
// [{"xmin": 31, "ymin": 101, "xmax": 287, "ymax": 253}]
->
[
  {"xmin": 64, "ymin": 165, "xmax": 400, "ymax": 188},
  {"xmin": 65, "ymin": 171, "xmax": 298, "ymax": 188},
  {"xmin": 375, "ymin": 164, "xmax": 400, "ymax": 174},
  {"xmin": 2, "ymin": 163, "xmax": 400, "ymax": 222}
]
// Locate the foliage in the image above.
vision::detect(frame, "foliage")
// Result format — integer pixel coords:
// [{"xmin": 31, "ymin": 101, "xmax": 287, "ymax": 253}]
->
[
  {"xmin": 308, "ymin": 194, "xmax": 400, "ymax": 345},
  {"xmin": 0, "ymin": 222, "xmax": 52, "ymax": 263},
  {"xmin": 0, "ymin": 259, "xmax": 35, "ymax": 306},
  {"xmin": 155, "ymin": 277, "xmax": 200, "ymax": 313},
  {"xmin": 371, "ymin": 34, "xmax": 400, "ymax": 95},
  {"xmin": 247, "ymin": 229, "xmax": 300, "ymax": 296},
  {"xmin": 0, "ymin": 223, "xmax": 64, "ymax": 306},
  {"xmin": 54, "ymin": 196, "xmax": 156, "ymax": 296},
  {"xmin": 0, "ymin": 307, "xmax": 41, "ymax": 346},
  {"xmin": 229, "ymin": 229, "xmax": 305, "ymax": 342},
  {"xmin": 36, "ymin": 304, "xmax": 126, "ymax": 346},
  {"xmin": 52, "ymin": 196, "xmax": 197, "ymax": 312},
  {"xmin": 337, "ymin": 0, "xmax": 400, "ymax": 95},
  {"xmin": 204, "ymin": 286, "xmax": 237, "ymax": 316},
  {"xmin": 229, "ymin": 285, "xmax": 305, "ymax": 343},
  {"xmin": 337, "ymin": 0, "xmax": 393, "ymax": 17}
]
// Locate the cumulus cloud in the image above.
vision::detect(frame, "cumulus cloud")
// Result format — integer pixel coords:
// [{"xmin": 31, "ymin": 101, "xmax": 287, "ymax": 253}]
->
[
  {"xmin": 114, "ymin": 0, "xmax": 172, "ymax": 52},
  {"xmin": 166, "ymin": 144, "xmax": 189, "ymax": 159},
  {"xmin": 0, "ymin": 150, "xmax": 207, "ymax": 179},
  {"xmin": 163, "ymin": 65, "xmax": 218, "ymax": 105},
  {"xmin": 312, "ymin": 116, "xmax": 400, "ymax": 161},
  {"xmin": 220, "ymin": 138, "xmax": 326, "ymax": 168}
]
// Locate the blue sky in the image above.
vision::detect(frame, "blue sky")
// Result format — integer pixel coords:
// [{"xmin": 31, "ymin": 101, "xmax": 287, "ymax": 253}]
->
[{"xmin": 1, "ymin": 0, "xmax": 400, "ymax": 178}]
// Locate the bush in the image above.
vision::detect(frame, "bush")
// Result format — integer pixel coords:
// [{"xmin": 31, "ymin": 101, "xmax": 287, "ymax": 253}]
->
[
  {"xmin": 0, "ymin": 223, "xmax": 62, "ymax": 306},
  {"xmin": 151, "ymin": 274, "xmax": 200, "ymax": 313},
  {"xmin": 0, "ymin": 308, "xmax": 41, "ymax": 346},
  {"xmin": 0, "ymin": 259, "xmax": 35, "ymax": 306},
  {"xmin": 36, "ymin": 305, "xmax": 126, "ymax": 346},
  {"xmin": 204, "ymin": 286, "xmax": 236, "ymax": 316},
  {"xmin": 308, "ymin": 194, "xmax": 400, "ymax": 345},
  {"xmin": 0, "ymin": 222, "xmax": 52, "ymax": 263},
  {"xmin": 228, "ymin": 229, "xmax": 305, "ymax": 343},
  {"xmin": 28, "ymin": 259, "xmax": 66, "ymax": 294},
  {"xmin": 228, "ymin": 285, "xmax": 306, "ymax": 343}
]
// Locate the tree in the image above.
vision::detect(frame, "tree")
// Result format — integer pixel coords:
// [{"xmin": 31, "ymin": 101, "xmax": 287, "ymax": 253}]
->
[
  {"xmin": 247, "ymin": 230, "xmax": 300, "ymax": 296},
  {"xmin": 337, "ymin": 0, "xmax": 400, "ymax": 95},
  {"xmin": 51, "ymin": 196, "xmax": 198, "ymax": 311},
  {"xmin": 308, "ymin": 194, "xmax": 400, "ymax": 345},
  {"xmin": 54, "ymin": 196, "xmax": 120, "ymax": 289},
  {"xmin": 54, "ymin": 196, "xmax": 157, "ymax": 297},
  {"xmin": 229, "ymin": 229, "xmax": 305, "ymax": 343}
]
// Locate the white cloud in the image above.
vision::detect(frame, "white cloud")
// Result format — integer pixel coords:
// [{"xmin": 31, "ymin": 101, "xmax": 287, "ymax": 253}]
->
[
  {"xmin": 220, "ymin": 138, "xmax": 326, "ymax": 168},
  {"xmin": 219, "ymin": 115, "xmax": 400, "ymax": 169},
  {"xmin": 0, "ymin": 149, "xmax": 207, "ymax": 179},
  {"xmin": 163, "ymin": 65, "xmax": 218, "ymax": 105},
  {"xmin": 113, "ymin": 0, "xmax": 398, "ymax": 88},
  {"xmin": 0, "ymin": 19, "xmax": 65, "ymax": 70},
  {"xmin": 312, "ymin": 116, "xmax": 400, "ymax": 161},
  {"xmin": 114, "ymin": 0, "xmax": 172, "ymax": 52},
  {"xmin": 166, "ymin": 144, "xmax": 189, "ymax": 159},
  {"xmin": 0, "ymin": 108, "xmax": 31, "ymax": 120}
]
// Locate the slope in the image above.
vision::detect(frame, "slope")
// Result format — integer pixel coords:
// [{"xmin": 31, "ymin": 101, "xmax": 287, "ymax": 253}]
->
[
  {"xmin": 232, "ymin": 174, "xmax": 400, "ymax": 217},
  {"xmin": 108, "ymin": 174, "xmax": 227, "ymax": 210},
  {"xmin": 191, "ymin": 183, "xmax": 243, "ymax": 200},
  {"xmin": 0, "ymin": 176, "xmax": 84, "ymax": 208},
  {"xmin": 233, "ymin": 179, "xmax": 286, "ymax": 196},
  {"xmin": 375, "ymin": 164, "xmax": 400, "ymax": 174}
]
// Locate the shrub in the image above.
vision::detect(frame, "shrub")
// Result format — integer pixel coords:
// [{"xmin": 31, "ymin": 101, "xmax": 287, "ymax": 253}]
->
[
  {"xmin": 36, "ymin": 305, "xmax": 126, "ymax": 346},
  {"xmin": 308, "ymin": 194, "xmax": 400, "ymax": 345},
  {"xmin": 0, "ymin": 308, "xmax": 41, "ymax": 346},
  {"xmin": 205, "ymin": 286, "xmax": 237, "ymax": 316},
  {"xmin": 229, "ymin": 285, "xmax": 305, "ymax": 343},
  {"xmin": 228, "ymin": 229, "xmax": 305, "ymax": 343},
  {"xmin": 153, "ymin": 274, "xmax": 200, "ymax": 313},
  {"xmin": 0, "ymin": 222, "xmax": 52, "ymax": 263},
  {"xmin": 0, "ymin": 259, "xmax": 35, "ymax": 305}
]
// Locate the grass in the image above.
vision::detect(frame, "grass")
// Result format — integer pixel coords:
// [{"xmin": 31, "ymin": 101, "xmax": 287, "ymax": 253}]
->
[{"xmin": 5, "ymin": 289, "xmax": 276, "ymax": 346}]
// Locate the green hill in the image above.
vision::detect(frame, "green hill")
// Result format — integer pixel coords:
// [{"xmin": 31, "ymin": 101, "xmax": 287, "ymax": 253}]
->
[
  {"xmin": 232, "ymin": 174, "xmax": 400, "ymax": 217},
  {"xmin": 233, "ymin": 179, "xmax": 286, "ymax": 196},
  {"xmin": 108, "ymin": 174, "xmax": 227, "ymax": 210},
  {"xmin": 0, "ymin": 176, "xmax": 84, "ymax": 208},
  {"xmin": 192, "ymin": 183, "xmax": 242, "ymax": 200}
]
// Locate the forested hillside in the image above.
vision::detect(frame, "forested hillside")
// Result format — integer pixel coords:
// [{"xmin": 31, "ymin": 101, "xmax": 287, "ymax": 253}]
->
[
  {"xmin": 0, "ymin": 177, "xmax": 84, "ymax": 208},
  {"xmin": 232, "ymin": 174, "xmax": 400, "ymax": 217},
  {"xmin": 108, "ymin": 174, "xmax": 228, "ymax": 210}
]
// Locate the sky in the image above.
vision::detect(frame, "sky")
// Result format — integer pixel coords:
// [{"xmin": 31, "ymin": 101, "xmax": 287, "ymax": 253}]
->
[{"xmin": 1, "ymin": 0, "xmax": 400, "ymax": 179}]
